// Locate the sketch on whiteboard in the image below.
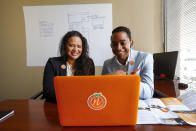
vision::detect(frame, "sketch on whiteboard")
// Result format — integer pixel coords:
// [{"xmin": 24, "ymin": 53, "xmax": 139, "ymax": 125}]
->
[
  {"xmin": 39, "ymin": 21, "xmax": 54, "ymax": 37},
  {"xmin": 67, "ymin": 12, "xmax": 105, "ymax": 41},
  {"xmin": 90, "ymin": 15, "xmax": 105, "ymax": 29}
]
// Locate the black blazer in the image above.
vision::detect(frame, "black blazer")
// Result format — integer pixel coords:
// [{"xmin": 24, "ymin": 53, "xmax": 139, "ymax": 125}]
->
[{"xmin": 43, "ymin": 57, "xmax": 95, "ymax": 102}]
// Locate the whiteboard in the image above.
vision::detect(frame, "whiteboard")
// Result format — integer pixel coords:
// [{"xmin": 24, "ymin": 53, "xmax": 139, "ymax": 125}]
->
[{"xmin": 23, "ymin": 4, "xmax": 113, "ymax": 66}]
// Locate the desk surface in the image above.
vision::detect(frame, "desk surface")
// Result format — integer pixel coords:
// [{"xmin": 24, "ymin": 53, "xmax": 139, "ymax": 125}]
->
[
  {"xmin": 154, "ymin": 79, "xmax": 180, "ymax": 97},
  {"xmin": 0, "ymin": 100, "xmax": 195, "ymax": 131}
]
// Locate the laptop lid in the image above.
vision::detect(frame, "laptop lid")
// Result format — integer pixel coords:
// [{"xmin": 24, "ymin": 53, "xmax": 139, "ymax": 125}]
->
[
  {"xmin": 153, "ymin": 51, "xmax": 178, "ymax": 80},
  {"xmin": 54, "ymin": 75, "xmax": 140, "ymax": 126}
]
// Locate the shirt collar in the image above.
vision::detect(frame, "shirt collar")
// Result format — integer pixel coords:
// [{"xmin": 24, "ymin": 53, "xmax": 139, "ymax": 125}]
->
[{"xmin": 114, "ymin": 51, "xmax": 131, "ymax": 66}]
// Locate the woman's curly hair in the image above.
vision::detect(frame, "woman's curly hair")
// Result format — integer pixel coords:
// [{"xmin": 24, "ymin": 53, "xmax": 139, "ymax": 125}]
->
[{"xmin": 59, "ymin": 31, "xmax": 94, "ymax": 75}]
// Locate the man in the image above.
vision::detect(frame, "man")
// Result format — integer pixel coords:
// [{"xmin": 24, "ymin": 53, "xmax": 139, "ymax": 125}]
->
[{"xmin": 102, "ymin": 26, "xmax": 154, "ymax": 99}]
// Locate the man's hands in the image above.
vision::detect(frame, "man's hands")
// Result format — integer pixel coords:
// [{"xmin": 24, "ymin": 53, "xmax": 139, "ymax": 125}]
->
[{"xmin": 106, "ymin": 70, "xmax": 126, "ymax": 75}]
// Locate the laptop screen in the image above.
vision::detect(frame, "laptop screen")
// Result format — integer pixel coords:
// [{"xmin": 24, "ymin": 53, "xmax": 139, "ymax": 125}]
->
[{"xmin": 153, "ymin": 51, "xmax": 178, "ymax": 80}]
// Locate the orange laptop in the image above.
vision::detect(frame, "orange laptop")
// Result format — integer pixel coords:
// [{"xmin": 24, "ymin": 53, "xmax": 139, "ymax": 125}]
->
[{"xmin": 54, "ymin": 75, "xmax": 140, "ymax": 126}]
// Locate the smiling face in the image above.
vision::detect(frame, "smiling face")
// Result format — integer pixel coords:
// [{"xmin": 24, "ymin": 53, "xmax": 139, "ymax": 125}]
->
[
  {"xmin": 111, "ymin": 31, "xmax": 131, "ymax": 64},
  {"xmin": 66, "ymin": 36, "xmax": 82, "ymax": 62}
]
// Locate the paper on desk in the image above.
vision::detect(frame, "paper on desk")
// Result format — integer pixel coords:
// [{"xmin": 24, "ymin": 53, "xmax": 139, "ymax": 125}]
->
[
  {"xmin": 166, "ymin": 105, "xmax": 190, "ymax": 111},
  {"xmin": 137, "ymin": 109, "xmax": 161, "ymax": 124},
  {"xmin": 137, "ymin": 100, "xmax": 161, "ymax": 124},
  {"xmin": 150, "ymin": 108, "xmax": 179, "ymax": 125},
  {"xmin": 175, "ymin": 112, "xmax": 196, "ymax": 125},
  {"xmin": 151, "ymin": 108, "xmax": 178, "ymax": 119},
  {"xmin": 138, "ymin": 100, "xmax": 149, "ymax": 109},
  {"xmin": 178, "ymin": 90, "xmax": 196, "ymax": 110},
  {"xmin": 145, "ymin": 98, "xmax": 166, "ymax": 108},
  {"xmin": 138, "ymin": 98, "xmax": 166, "ymax": 109},
  {"xmin": 161, "ymin": 97, "xmax": 190, "ymax": 111},
  {"xmin": 137, "ymin": 99, "xmax": 179, "ymax": 125}
]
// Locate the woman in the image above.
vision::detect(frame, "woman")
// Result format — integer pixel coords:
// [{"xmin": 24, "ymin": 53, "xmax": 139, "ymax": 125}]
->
[{"xmin": 43, "ymin": 31, "xmax": 95, "ymax": 102}]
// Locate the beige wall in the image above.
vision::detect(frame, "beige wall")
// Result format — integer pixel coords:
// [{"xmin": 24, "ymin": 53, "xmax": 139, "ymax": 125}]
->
[{"xmin": 0, "ymin": 0, "xmax": 163, "ymax": 101}]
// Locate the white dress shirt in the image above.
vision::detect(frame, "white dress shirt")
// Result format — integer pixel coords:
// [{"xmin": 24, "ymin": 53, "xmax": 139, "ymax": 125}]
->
[{"xmin": 66, "ymin": 62, "xmax": 75, "ymax": 76}]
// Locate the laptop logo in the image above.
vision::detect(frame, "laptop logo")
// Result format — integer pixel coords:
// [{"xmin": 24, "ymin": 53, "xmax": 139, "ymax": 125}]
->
[{"xmin": 87, "ymin": 92, "xmax": 107, "ymax": 110}]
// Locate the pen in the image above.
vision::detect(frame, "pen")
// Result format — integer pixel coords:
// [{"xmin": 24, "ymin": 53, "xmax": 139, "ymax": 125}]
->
[
  {"xmin": 130, "ymin": 68, "xmax": 140, "ymax": 75},
  {"xmin": 173, "ymin": 110, "xmax": 196, "ymax": 114},
  {"xmin": 138, "ymin": 107, "xmax": 150, "ymax": 111}
]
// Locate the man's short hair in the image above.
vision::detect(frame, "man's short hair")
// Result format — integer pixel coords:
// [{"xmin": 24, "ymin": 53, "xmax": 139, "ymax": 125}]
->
[{"xmin": 111, "ymin": 26, "xmax": 132, "ymax": 40}]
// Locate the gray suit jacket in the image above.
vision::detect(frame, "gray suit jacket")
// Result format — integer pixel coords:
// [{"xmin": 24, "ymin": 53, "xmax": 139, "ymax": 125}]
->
[{"xmin": 102, "ymin": 49, "xmax": 154, "ymax": 99}]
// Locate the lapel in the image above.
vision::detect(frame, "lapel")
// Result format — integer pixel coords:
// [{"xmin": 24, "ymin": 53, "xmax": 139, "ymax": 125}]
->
[
  {"xmin": 59, "ymin": 61, "xmax": 67, "ymax": 76},
  {"xmin": 127, "ymin": 49, "xmax": 138, "ymax": 75}
]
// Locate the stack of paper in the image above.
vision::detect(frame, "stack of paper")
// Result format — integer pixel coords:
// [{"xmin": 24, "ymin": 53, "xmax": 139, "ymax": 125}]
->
[{"xmin": 137, "ymin": 98, "xmax": 196, "ymax": 125}]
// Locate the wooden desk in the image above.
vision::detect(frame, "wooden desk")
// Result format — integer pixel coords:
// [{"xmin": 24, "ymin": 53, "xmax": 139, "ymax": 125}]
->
[
  {"xmin": 0, "ymin": 100, "xmax": 195, "ymax": 130},
  {"xmin": 154, "ymin": 79, "xmax": 180, "ymax": 97}
]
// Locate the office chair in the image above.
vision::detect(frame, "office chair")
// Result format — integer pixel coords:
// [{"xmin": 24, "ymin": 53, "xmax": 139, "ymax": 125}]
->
[{"xmin": 30, "ymin": 91, "xmax": 44, "ymax": 100}]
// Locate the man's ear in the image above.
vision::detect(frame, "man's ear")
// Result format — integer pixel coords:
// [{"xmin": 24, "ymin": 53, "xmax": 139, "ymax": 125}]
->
[{"xmin": 130, "ymin": 40, "xmax": 134, "ymax": 48}]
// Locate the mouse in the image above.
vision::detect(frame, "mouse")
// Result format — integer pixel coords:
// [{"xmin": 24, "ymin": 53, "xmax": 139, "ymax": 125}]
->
[{"xmin": 178, "ymin": 83, "xmax": 188, "ymax": 89}]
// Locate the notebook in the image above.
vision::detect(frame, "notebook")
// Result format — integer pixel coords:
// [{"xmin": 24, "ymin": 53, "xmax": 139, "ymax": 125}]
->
[
  {"xmin": 0, "ymin": 110, "xmax": 14, "ymax": 122},
  {"xmin": 54, "ymin": 75, "xmax": 140, "ymax": 126}
]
